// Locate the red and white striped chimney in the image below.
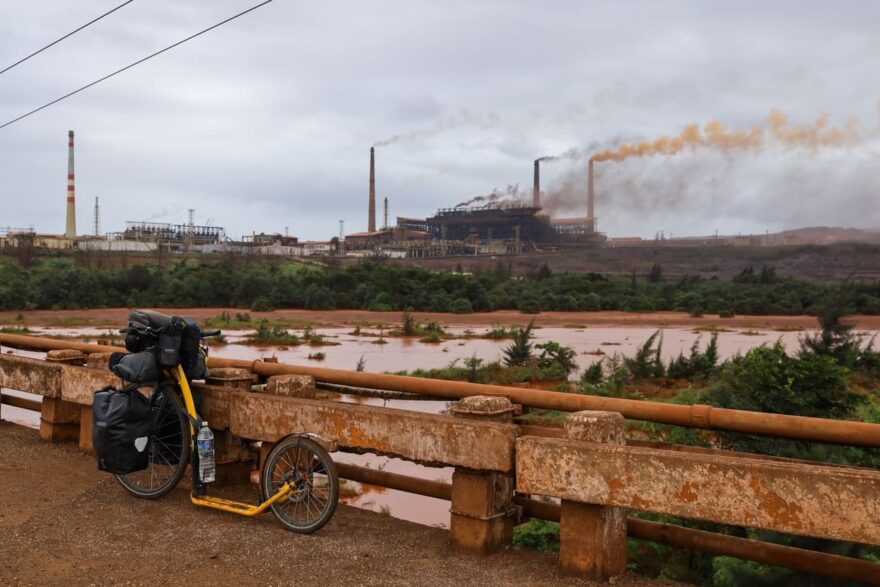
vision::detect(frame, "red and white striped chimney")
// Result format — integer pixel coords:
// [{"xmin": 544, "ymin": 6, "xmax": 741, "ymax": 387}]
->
[{"xmin": 65, "ymin": 130, "xmax": 77, "ymax": 238}]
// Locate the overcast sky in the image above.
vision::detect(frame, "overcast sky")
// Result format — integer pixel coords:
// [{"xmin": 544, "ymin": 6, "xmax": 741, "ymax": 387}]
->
[{"xmin": 1, "ymin": 0, "xmax": 878, "ymax": 240}]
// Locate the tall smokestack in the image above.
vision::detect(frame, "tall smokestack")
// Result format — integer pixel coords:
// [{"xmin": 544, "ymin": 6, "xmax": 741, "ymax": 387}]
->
[
  {"xmin": 533, "ymin": 159, "xmax": 540, "ymax": 207},
  {"xmin": 65, "ymin": 130, "xmax": 76, "ymax": 238},
  {"xmin": 587, "ymin": 158, "xmax": 595, "ymax": 233},
  {"xmin": 368, "ymin": 147, "xmax": 376, "ymax": 233}
]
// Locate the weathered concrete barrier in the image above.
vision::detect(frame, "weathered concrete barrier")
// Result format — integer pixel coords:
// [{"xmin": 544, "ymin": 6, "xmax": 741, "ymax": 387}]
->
[
  {"xmin": 230, "ymin": 391, "xmax": 517, "ymax": 472},
  {"xmin": 517, "ymin": 413, "xmax": 880, "ymax": 547}
]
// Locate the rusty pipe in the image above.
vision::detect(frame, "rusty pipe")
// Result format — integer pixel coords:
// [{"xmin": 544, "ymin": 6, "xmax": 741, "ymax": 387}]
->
[
  {"xmin": 0, "ymin": 333, "xmax": 122, "ymax": 354},
  {"xmin": 232, "ymin": 358, "xmax": 880, "ymax": 447},
  {"xmin": 335, "ymin": 462, "xmax": 452, "ymax": 501},
  {"xmin": 4, "ymin": 332, "xmax": 880, "ymax": 447},
  {"xmin": 627, "ymin": 518, "xmax": 880, "ymax": 585},
  {"xmin": 1, "ymin": 394, "xmax": 42, "ymax": 412}
]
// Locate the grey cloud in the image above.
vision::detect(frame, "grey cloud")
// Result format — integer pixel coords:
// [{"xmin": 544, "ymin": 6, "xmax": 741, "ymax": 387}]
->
[{"xmin": 1, "ymin": 0, "xmax": 879, "ymax": 240}]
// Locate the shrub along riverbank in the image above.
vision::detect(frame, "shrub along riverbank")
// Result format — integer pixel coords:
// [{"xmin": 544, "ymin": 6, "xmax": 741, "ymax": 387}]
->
[
  {"xmin": 398, "ymin": 311, "xmax": 880, "ymax": 585},
  {"xmin": 1, "ymin": 257, "xmax": 878, "ymax": 316}
]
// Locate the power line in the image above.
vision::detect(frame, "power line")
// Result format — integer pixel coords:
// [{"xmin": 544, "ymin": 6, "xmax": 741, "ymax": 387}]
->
[
  {"xmin": 0, "ymin": 0, "xmax": 274, "ymax": 130},
  {"xmin": 0, "ymin": 1, "xmax": 136, "ymax": 76}
]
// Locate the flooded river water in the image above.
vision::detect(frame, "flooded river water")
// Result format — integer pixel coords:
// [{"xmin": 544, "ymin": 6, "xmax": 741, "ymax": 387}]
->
[{"xmin": 3, "ymin": 322, "xmax": 878, "ymax": 528}]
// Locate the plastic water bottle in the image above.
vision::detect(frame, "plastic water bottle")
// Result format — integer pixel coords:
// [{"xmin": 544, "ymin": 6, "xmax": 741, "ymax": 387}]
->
[{"xmin": 197, "ymin": 422, "xmax": 215, "ymax": 484}]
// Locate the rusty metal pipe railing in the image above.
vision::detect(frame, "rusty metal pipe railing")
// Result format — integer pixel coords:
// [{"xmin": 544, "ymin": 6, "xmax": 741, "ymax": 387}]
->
[
  {"xmin": 3, "ymin": 332, "xmax": 880, "ymax": 447},
  {"xmin": 335, "ymin": 462, "xmax": 452, "ymax": 501},
  {"xmin": 1, "ymin": 393, "xmax": 42, "ymax": 412},
  {"xmin": 334, "ymin": 461, "xmax": 880, "ymax": 584},
  {"xmin": 625, "ymin": 518, "xmax": 880, "ymax": 586}
]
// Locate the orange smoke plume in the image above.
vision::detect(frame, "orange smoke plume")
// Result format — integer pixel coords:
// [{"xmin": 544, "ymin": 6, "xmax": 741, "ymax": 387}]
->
[{"xmin": 591, "ymin": 110, "xmax": 865, "ymax": 162}]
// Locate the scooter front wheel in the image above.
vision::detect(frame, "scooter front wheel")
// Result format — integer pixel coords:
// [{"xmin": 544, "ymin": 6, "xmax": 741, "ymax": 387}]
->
[{"xmin": 260, "ymin": 435, "xmax": 339, "ymax": 533}]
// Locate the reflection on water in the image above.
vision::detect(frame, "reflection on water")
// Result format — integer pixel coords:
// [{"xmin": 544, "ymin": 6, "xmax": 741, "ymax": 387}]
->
[
  {"xmin": 336, "ymin": 453, "xmax": 453, "ymax": 529},
  {"xmin": 4, "ymin": 324, "xmax": 879, "ymax": 528}
]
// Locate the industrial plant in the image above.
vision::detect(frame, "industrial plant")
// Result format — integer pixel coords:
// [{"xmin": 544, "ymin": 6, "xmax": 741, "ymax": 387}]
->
[{"xmin": 0, "ymin": 131, "xmax": 842, "ymax": 259}]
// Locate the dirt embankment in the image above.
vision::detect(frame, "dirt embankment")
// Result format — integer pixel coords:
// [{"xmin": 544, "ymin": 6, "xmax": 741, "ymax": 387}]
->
[
  {"xmin": 3, "ymin": 308, "xmax": 879, "ymax": 332},
  {"xmin": 0, "ymin": 423, "xmax": 670, "ymax": 586},
  {"xmin": 388, "ymin": 243, "xmax": 880, "ymax": 282}
]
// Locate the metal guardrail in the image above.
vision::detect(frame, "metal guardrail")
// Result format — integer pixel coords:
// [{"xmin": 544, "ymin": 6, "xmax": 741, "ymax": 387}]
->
[{"xmin": 3, "ymin": 332, "xmax": 880, "ymax": 446}]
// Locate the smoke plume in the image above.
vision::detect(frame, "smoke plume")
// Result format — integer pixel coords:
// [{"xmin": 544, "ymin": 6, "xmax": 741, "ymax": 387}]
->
[
  {"xmin": 373, "ymin": 111, "xmax": 501, "ymax": 148},
  {"xmin": 536, "ymin": 147, "xmax": 581, "ymax": 162},
  {"xmin": 591, "ymin": 109, "xmax": 870, "ymax": 162},
  {"xmin": 455, "ymin": 183, "xmax": 525, "ymax": 208}
]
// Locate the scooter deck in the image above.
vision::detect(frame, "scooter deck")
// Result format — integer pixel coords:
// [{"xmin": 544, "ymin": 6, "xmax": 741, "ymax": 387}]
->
[{"xmin": 191, "ymin": 483, "xmax": 291, "ymax": 517}]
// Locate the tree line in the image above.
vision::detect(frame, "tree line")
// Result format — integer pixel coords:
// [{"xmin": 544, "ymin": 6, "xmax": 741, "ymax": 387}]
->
[{"xmin": 1, "ymin": 256, "xmax": 879, "ymax": 316}]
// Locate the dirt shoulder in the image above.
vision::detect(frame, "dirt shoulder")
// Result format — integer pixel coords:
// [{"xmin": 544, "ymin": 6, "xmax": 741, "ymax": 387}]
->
[
  {"xmin": 3, "ymin": 307, "xmax": 879, "ymax": 331},
  {"xmin": 0, "ymin": 423, "xmax": 669, "ymax": 586}
]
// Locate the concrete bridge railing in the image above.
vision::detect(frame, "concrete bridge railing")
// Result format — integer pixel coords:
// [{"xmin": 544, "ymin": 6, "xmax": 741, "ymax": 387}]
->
[{"xmin": 1, "ymin": 339, "xmax": 880, "ymax": 584}]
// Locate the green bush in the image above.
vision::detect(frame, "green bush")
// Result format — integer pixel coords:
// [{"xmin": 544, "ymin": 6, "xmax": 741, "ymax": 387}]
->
[
  {"xmin": 518, "ymin": 295, "xmax": 541, "ymax": 314},
  {"xmin": 250, "ymin": 296, "xmax": 275, "ymax": 312},
  {"xmin": 513, "ymin": 520, "xmax": 560, "ymax": 552},
  {"xmin": 536, "ymin": 341, "xmax": 578, "ymax": 377},
  {"xmin": 449, "ymin": 298, "xmax": 473, "ymax": 314},
  {"xmin": 626, "ymin": 330, "xmax": 665, "ymax": 379},
  {"xmin": 503, "ymin": 321, "xmax": 535, "ymax": 366}
]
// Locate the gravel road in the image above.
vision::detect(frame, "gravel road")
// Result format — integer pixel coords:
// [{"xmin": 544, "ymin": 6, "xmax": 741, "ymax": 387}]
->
[{"xmin": 0, "ymin": 422, "xmax": 678, "ymax": 586}]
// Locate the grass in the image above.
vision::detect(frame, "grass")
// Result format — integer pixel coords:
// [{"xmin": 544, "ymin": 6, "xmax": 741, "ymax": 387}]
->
[
  {"xmin": 774, "ymin": 325, "xmax": 805, "ymax": 332},
  {"xmin": 0, "ymin": 325, "xmax": 34, "ymax": 334},
  {"xmin": 307, "ymin": 352, "xmax": 326, "ymax": 361},
  {"xmin": 301, "ymin": 328, "xmax": 341, "ymax": 347},
  {"xmin": 388, "ymin": 314, "xmax": 451, "ymax": 340},
  {"xmin": 483, "ymin": 326, "xmax": 515, "ymax": 340},
  {"xmin": 246, "ymin": 319, "xmax": 301, "ymax": 345},
  {"xmin": 82, "ymin": 330, "xmax": 125, "ymax": 344},
  {"xmin": 692, "ymin": 324, "xmax": 733, "ymax": 333},
  {"xmin": 206, "ymin": 311, "xmax": 312, "ymax": 331},
  {"xmin": 419, "ymin": 332, "xmax": 444, "ymax": 344}
]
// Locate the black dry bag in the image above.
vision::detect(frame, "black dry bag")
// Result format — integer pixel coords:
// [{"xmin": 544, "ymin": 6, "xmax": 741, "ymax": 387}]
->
[{"xmin": 92, "ymin": 384, "xmax": 154, "ymax": 475}]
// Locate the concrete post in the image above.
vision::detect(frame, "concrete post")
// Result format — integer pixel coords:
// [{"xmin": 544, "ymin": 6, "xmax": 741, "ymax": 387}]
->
[
  {"xmin": 449, "ymin": 395, "xmax": 516, "ymax": 553},
  {"xmin": 78, "ymin": 352, "xmax": 119, "ymax": 454},
  {"xmin": 264, "ymin": 374, "xmax": 317, "ymax": 399},
  {"xmin": 206, "ymin": 368, "xmax": 255, "ymax": 392},
  {"xmin": 41, "ymin": 350, "xmax": 86, "ymax": 442},
  {"xmin": 559, "ymin": 410, "xmax": 628, "ymax": 580},
  {"xmin": 206, "ymin": 367, "xmax": 255, "ymax": 485},
  {"xmin": 257, "ymin": 374, "xmax": 321, "ymax": 487}
]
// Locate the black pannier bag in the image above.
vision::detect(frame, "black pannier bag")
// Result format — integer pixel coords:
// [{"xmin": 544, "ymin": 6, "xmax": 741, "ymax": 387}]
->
[
  {"xmin": 124, "ymin": 310, "xmax": 159, "ymax": 352},
  {"xmin": 110, "ymin": 351, "xmax": 160, "ymax": 383},
  {"xmin": 181, "ymin": 317, "xmax": 201, "ymax": 370},
  {"xmin": 156, "ymin": 316, "xmax": 185, "ymax": 367},
  {"xmin": 92, "ymin": 384, "xmax": 154, "ymax": 474},
  {"xmin": 185, "ymin": 349, "xmax": 210, "ymax": 381}
]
